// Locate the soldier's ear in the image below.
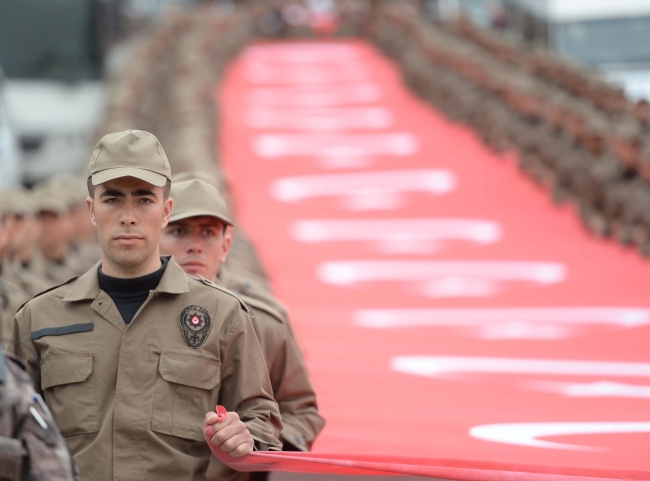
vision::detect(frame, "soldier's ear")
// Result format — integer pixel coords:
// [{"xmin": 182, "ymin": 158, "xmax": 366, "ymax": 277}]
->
[
  {"xmin": 161, "ymin": 197, "xmax": 173, "ymax": 228},
  {"xmin": 86, "ymin": 197, "xmax": 96, "ymax": 227},
  {"xmin": 221, "ymin": 227, "xmax": 232, "ymax": 263}
]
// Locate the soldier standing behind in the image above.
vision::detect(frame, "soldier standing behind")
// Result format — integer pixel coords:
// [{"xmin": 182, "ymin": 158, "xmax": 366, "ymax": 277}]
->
[
  {"xmin": 31, "ymin": 187, "xmax": 78, "ymax": 285},
  {"xmin": 0, "ymin": 198, "xmax": 29, "ymax": 341},
  {"xmin": 160, "ymin": 178, "xmax": 325, "ymax": 481},
  {"xmin": 12, "ymin": 130, "xmax": 282, "ymax": 481},
  {"xmin": 1, "ymin": 190, "xmax": 50, "ymax": 297},
  {"xmin": 0, "ymin": 347, "xmax": 79, "ymax": 480}
]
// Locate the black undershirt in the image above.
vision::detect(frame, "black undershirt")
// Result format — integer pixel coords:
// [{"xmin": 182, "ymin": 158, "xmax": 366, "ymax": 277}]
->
[{"xmin": 98, "ymin": 258, "xmax": 168, "ymax": 324}]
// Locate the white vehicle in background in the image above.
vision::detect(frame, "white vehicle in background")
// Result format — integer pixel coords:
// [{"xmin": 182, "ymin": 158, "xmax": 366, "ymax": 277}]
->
[
  {"xmin": 0, "ymin": 67, "xmax": 21, "ymax": 187},
  {"xmin": 0, "ymin": 0, "xmax": 119, "ymax": 185},
  {"xmin": 505, "ymin": 0, "xmax": 650, "ymax": 101}
]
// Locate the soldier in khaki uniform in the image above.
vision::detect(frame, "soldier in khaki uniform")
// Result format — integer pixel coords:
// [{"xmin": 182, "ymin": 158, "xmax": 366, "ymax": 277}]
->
[
  {"xmin": 12, "ymin": 130, "xmax": 282, "ymax": 481},
  {"xmin": 51, "ymin": 176, "xmax": 102, "ymax": 275},
  {"xmin": 159, "ymin": 178, "xmax": 325, "ymax": 480},
  {"xmin": 0, "ymin": 199, "xmax": 30, "ymax": 342},
  {"xmin": 172, "ymin": 172, "xmax": 270, "ymax": 285},
  {"xmin": 31, "ymin": 187, "xmax": 79, "ymax": 285},
  {"xmin": 1, "ymin": 190, "xmax": 51, "ymax": 297},
  {"xmin": 0, "ymin": 347, "xmax": 79, "ymax": 480}
]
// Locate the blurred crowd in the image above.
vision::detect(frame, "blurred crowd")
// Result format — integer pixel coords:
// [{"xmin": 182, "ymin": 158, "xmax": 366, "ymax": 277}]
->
[
  {"xmin": 371, "ymin": 4, "xmax": 650, "ymax": 253},
  {"xmin": 3, "ymin": 0, "xmax": 650, "ymax": 319},
  {"xmin": 0, "ymin": 177, "xmax": 101, "ymax": 333}
]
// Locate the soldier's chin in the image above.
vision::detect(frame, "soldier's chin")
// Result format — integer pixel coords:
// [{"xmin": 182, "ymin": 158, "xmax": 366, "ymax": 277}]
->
[
  {"xmin": 183, "ymin": 264, "xmax": 207, "ymax": 277},
  {"xmin": 108, "ymin": 249, "xmax": 150, "ymax": 269}
]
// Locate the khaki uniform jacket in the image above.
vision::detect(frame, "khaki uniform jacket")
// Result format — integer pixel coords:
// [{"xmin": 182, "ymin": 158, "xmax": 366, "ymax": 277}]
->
[
  {"xmin": 3, "ymin": 259, "xmax": 51, "ymax": 298},
  {"xmin": 67, "ymin": 244, "xmax": 102, "ymax": 276},
  {"xmin": 12, "ymin": 257, "xmax": 282, "ymax": 481},
  {"xmin": 219, "ymin": 267, "xmax": 325, "ymax": 450},
  {"xmin": 20, "ymin": 253, "xmax": 51, "ymax": 287},
  {"xmin": 43, "ymin": 257, "xmax": 79, "ymax": 286},
  {"xmin": 225, "ymin": 230, "xmax": 269, "ymax": 286},
  {"xmin": 0, "ymin": 276, "xmax": 29, "ymax": 343}
]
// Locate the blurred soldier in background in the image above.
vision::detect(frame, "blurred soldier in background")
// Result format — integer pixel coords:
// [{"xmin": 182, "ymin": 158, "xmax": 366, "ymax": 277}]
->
[
  {"xmin": 160, "ymin": 177, "xmax": 325, "ymax": 481},
  {"xmin": 31, "ymin": 184, "xmax": 80, "ymax": 285},
  {"xmin": 0, "ymin": 190, "xmax": 50, "ymax": 297},
  {"xmin": 0, "ymin": 196, "xmax": 29, "ymax": 340},
  {"xmin": 0, "ymin": 347, "xmax": 79, "ymax": 480},
  {"xmin": 53, "ymin": 176, "xmax": 102, "ymax": 274}
]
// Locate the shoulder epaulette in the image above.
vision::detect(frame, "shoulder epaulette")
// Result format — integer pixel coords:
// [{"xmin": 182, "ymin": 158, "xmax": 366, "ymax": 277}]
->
[
  {"xmin": 15, "ymin": 276, "xmax": 78, "ymax": 315},
  {"xmin": 237, "ymin": 293, "xmax": 285, "ymax": 324},
  {"xmin": 197, "ymin": 276, "xmax": 250, "ymax": 313}
]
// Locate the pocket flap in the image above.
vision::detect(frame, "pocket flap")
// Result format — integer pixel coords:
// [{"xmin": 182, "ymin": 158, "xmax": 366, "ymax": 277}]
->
[
  {"xmin": 41, "ymin": 353, "xmax": 93, "ymax": 390},
  {"xmin": 159, "ymin": 351, "xmax": 220, "ymax": 390}
]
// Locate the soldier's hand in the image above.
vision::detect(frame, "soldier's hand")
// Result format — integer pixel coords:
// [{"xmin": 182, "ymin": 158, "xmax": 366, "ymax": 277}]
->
[{"xmin": 204, "ymin": 411, "xmax": 254, "ymax": 457}]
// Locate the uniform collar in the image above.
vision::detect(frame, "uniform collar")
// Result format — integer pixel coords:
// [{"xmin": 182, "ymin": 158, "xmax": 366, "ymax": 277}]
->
[
  {"xmin": 63, "ymin": 255, "xmax": 189, "ymax": 302},
  {"xmin": 155, "ymin": 256, "xmax": 189, "ymax": 294}
]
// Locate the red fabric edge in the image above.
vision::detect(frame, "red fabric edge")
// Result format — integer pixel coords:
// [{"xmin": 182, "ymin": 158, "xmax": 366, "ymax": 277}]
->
[{"xmin": 209, "ymin": 447, "xmax": 650, "ymax": 480}]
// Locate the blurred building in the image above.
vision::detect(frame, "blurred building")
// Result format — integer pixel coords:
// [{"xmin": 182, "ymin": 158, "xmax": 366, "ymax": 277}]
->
[
  {"xmin": 0, "ymin": 0, "xmax": 126, "ymax": 186},
  {"xmin": 505, "ymin": 0, "xmax": 650, "ymax": 101}
]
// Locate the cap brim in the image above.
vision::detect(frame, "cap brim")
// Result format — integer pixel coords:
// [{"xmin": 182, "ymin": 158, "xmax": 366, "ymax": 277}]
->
[
  {"xmin": 169, "ymin": 210, "xmax": 234, "ymax": 226},
  {"xmin": 91, "ymin": 167, "xmax": 168, "ymax": 187}
]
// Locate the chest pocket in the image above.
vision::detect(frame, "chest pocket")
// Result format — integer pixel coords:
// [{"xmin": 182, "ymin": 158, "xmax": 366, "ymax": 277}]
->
[
  {"xmin": 40, "ymin": 353, "xmax": 97, "ymax": 436},
  {"xmin": 151, "ymin": 351, "xmax": 220, "ymax": 442}
]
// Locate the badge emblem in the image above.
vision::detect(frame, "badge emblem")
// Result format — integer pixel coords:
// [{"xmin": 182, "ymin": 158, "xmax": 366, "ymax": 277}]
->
[{"xmin": 179, "ymin": 305, "xmax": 212, "ymax": 348}]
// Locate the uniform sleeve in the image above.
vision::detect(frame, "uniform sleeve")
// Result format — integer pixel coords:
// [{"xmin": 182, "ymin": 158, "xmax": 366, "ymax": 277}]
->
[
  {"xmin": 218, "ymin": 309, "xmax": 282, "ymax": 451},
  {"xmin": 261, "ymin": 321, "xmax": 326, "ymax": 452},
  {"xmin": 11, "ymin": 308, "xmax": 40, "ymax": 392}
]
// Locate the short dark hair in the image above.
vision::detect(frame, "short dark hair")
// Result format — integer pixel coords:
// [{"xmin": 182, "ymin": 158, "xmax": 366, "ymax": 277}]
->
[{"xmin": 87, "ymin": 177, "xmax": 171, "ymax": 200}]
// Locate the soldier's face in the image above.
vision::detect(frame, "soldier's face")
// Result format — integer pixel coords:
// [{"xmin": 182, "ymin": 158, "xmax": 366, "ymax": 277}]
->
[
  {"xmin": 160, "ymin": 216, "xmax": 231, "ymax": 280},
  {"xmin": 38, "ymin": 211, "xmax": 72, "ymax": 261},
  {"xmin": 88, "ymin": 176, "xmax": 172, "ymax": 272}
]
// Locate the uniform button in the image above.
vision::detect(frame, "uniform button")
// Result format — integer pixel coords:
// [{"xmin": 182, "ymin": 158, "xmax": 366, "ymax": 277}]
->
[{"xmin": 295, "ymin": 436, "xmax": 302, "ymax": 443}]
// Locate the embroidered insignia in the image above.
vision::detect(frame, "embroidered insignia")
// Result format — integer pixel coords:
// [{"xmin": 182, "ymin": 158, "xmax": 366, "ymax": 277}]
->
[{"xmin": 179, "ymin": 305, "xmax": 212, "ymax": 348}]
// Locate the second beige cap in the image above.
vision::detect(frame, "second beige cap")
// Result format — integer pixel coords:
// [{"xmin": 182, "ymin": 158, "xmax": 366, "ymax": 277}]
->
[
  {"xmin": 169, "ymin": 179, "xmax": 233, "ymax": 226},
  {"xmin": 88, "ymin": 130, "xmax": 172, "ymax": 187}
]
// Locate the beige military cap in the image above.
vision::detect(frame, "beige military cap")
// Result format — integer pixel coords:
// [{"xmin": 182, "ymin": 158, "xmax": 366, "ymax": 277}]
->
[
  {"xmin": 32, "ymin": 184, "xmax": 69, "ymax": 215},
  {"xmin": 88, "ymin": 130, "xmax": 171, "ymax": 187},
  {"xmin": 169, "ymin": 179, "xmax": 233, "ymax": 226},
  {"xmin": 173, "ymin": 170, "xmax": 220, "ymax": 187},
  {"xmin": 6, "ymin": 188, "xmax": 37, "ymax": 217}
]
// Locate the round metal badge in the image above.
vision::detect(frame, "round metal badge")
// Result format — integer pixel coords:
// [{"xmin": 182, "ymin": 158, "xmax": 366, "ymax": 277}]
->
[{"xmin": 179, "ymin": 305, "xmax": 212, "ymax": 348}]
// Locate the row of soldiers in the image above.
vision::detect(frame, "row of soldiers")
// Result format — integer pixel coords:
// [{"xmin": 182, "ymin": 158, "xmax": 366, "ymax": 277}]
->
[
  {"xmin": 368, "ymin": 4, "xmax": 650, "ymax": 254},
  {"xmin": 0, "ymin": 177, "xmax": 101, "ymax": 331},
  {"xmin": 0, "ymin": 130, "xmax": 325, "ymax": 479}
]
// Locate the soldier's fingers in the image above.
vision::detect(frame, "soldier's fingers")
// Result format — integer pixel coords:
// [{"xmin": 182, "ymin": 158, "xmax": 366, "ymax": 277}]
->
[
  {"xmin": 227, "ymin": 439, "xmax": 255, "ymax": 457},
  {"xmin": 210, "ymin": 422, "xmax": 240, "ymax": 445},
  {"xmin": 205, "ymin": 412, "xmax": 220, "ymax": 425},
  {"xmin": 220, "ymin": 432, "xmax": 252, "ymax": 453},
  {"xmin": 206, "ymin": 411, "xmax": 237, "ymax": 434}
]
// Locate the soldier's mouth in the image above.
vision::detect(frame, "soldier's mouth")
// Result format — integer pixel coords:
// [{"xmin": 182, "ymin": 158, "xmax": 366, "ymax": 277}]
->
[{"xmin": 114, "ymin": 235, "xmax": 143, "ymax": 245}]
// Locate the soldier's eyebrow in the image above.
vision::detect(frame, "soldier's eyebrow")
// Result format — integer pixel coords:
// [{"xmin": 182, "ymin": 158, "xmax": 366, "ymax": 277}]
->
[
  {"xmin": 101, "ymin": 190, "xmax": 126, "ymax": 198},
  {"xmin": 198, "ymin": 221, "xmax": 223, "ymax": 229},
  {"xmin": 132, "ymin": 189, "xmax": 157, "ymax": 198}
]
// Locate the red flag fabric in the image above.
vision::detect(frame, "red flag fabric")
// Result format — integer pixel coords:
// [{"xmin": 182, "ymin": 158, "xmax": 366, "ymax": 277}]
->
[{"xmin": 217, "ymin": 40, "xmax": 650, "ymax": 478}]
